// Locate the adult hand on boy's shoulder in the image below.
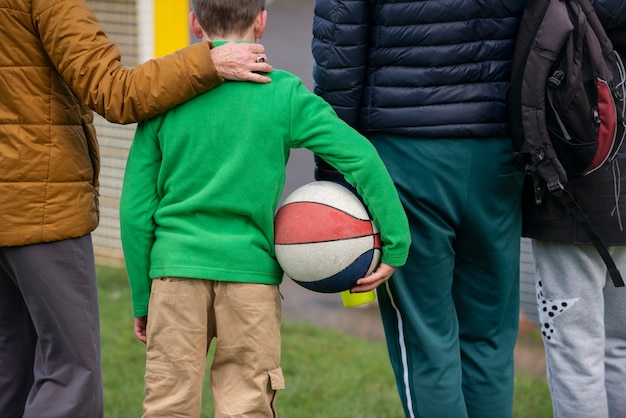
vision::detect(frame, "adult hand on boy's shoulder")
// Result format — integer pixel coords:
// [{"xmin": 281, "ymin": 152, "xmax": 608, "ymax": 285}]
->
[
  {"xmin": 210, "ymin": 42, "xmax": 273, "ymax": 83},
  {"xmin": 134, "ymin": 316, "xmax": 148, "ymax": 344},
  {"xmin": 350, "ymin": 263, "xmax": 397, "ymax": 293}
]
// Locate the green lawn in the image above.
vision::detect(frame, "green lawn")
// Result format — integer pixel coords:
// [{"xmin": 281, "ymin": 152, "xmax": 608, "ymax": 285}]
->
[{"xmin": 97, "ymin": 265, "xmax": 552, "ymax": 417}]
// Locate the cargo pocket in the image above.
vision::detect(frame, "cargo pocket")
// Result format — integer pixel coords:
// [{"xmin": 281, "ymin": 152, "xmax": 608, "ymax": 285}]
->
[
  {"xmin": 267, "ymin": 367, "xmax": 285, "ymax": 417},
  {"xmin": 268, "ymin": 367, "xmax": 285, "ymax": 390}
]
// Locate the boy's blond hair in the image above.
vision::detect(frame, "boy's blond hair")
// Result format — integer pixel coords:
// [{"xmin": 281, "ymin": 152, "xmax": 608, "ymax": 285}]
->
[{"xmin": 191, "ymin": 0, "xmax": 266, "ymax": 38}]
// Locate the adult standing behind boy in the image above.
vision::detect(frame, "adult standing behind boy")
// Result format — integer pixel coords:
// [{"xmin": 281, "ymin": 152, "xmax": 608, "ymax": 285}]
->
[
  {"xmin": 0, "ymin": 1, "xmax": 272, "ymax": 417},
  {"xmin": 312, "ymin": 1, "xmax": 525, "ymax": 417},
  {"xmin": 522, "ymin": 3, "xmax": 626, "ymax": 417},
  {"xmin": 119, "ymin": 0, "xmax": 410, "ymax": 416}
]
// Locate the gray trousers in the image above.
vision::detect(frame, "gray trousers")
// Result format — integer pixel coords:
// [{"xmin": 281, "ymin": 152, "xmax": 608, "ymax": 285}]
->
[
  {"xmin": 532, "ymin": 240, "xmax": 626, "ymax": 418},
  {"xmin": 0, "ymin": 234, "xmax": 103, "ymax": 418}
]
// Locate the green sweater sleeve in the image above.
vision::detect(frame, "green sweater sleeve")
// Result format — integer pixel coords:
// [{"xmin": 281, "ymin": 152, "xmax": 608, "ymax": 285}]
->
[
  {"xmin": 119, "ymin": 117, "xmax": 163, "ymax": 317},
  {"xmin": 287, "ymin": 81, "xmax": 411, "ymax": 267}
]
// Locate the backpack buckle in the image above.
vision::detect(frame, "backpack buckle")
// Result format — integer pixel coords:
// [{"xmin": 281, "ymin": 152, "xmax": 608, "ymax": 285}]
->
[
  {"xmin": 531, "ymin": 148, "xmax": 546, "ymax": 163},
  {"xmin": 548, "ymin": 70, "xmax": 565, "ymax": 88}
]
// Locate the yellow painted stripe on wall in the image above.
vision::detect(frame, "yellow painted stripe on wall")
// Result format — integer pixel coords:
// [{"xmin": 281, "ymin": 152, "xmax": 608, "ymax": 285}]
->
[{"xmin": 154, "ymin": 0, "xmax": 189, "ymax": 57}]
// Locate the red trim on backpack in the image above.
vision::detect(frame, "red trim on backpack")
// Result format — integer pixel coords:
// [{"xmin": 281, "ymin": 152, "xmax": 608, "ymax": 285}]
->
[{"xmin": 585, "ymin": 78, "xmax": 617, "ymax": 174}]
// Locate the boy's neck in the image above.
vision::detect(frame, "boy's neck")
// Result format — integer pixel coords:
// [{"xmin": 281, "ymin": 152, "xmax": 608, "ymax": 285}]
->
[{"xmin": 205, "ymin": 30, "xmax": 256, "ymax": 44}]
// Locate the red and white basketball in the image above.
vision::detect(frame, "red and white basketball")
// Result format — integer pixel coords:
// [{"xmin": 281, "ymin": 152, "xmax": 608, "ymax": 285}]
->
[{"xmin": 274, "ymin": 181, "xmax": 381, "ymax": 293}]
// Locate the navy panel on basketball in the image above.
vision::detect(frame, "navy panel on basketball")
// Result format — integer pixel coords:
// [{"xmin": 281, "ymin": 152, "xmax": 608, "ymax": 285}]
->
[
  {"xmin": 292, "ymin": 248, "xmax": 380, "ymax": 293},
  {"xmin": 274, "ymin": 181, "xmax": 382, "ymax": 293}
]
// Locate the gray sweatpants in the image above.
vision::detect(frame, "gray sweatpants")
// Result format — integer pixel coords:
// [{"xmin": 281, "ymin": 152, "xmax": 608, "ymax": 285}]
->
[
  {"xmin": 532, "ymin": 240, "xmax": 626, "ymax": 418},
  {"xmin": 0, "ymin": 234, "xmax": 103, "ymax": 418}
]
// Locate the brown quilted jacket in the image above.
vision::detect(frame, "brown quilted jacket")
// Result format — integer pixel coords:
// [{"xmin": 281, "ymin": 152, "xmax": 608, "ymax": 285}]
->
[{"xmin": 0, "ymin": 0, "xmax": 223, "ymax": 246}]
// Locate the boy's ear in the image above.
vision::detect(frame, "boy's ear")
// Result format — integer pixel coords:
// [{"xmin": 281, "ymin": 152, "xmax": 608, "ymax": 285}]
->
[
  {"xmin": 255, "ymin": 10, "xmax": 268, "ymax": 40},
  {"xmin": 189, "ymin": 11, "xmax": 204, "ymax": 39}
]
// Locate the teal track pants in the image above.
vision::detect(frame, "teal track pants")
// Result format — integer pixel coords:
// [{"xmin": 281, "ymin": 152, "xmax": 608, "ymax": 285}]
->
[{"xmin": 371, "ymin": 136, "xmax": 524, "ymax": 418}]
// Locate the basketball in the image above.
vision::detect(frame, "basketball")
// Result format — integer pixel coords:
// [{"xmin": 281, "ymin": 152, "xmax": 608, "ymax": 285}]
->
[{"xmin": 274, "ymin": 181, "xmax": 381, "ymax": 293}]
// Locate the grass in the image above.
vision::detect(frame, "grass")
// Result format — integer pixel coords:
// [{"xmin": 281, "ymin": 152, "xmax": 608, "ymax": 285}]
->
[{"xmin": 97, "ymin": 264, "xmax": 552, "ymax": 417}]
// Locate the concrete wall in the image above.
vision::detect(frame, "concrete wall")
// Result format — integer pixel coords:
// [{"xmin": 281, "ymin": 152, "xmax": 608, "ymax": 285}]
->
[{"xmin": 87, "ymin": 0, "xmax": 140, "ymax": 265}]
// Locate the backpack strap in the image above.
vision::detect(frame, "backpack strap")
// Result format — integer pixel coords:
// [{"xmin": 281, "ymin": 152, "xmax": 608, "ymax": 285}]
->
[
  {"xmin": 527, "ymin": 143, "xmax": 568, "ymax": 202},
  {"xmin": 561, "ymin": 188, "xmax": 625, "ymax": 287},
  {"xmin": 575, "ymin": 0, "xmax": 615, "ymax": 56}
]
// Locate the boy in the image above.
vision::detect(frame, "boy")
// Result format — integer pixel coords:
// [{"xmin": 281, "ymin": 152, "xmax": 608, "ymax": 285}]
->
[{"xmin": 119, "ymin": 0, "xmax": 410, "ymax": 416}]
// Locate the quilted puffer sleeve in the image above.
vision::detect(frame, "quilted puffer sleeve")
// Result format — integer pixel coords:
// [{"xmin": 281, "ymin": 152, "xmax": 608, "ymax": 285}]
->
[
  {"xmin": 593, "ymin": 0, "xmax": 626, "ymax": 30},
  {"xmin": 312, "ymin": 0, "xmax": 370, "ymax": 129},
  {"xmin": 33, "ymin": 0, "xmax": 223, "ymax": 124}
]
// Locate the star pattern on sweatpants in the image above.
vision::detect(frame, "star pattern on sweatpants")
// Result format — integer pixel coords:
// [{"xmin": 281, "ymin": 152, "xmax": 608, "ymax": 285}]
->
[{"xmin": 535, "ymin": 280, "xmax": 579, "ymax": 343}]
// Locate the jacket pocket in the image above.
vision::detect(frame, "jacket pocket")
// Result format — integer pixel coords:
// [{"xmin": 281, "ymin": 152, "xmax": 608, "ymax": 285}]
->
[{"xmin": 81, "ymin": 108, "xmax": 100, "ymax": 191}]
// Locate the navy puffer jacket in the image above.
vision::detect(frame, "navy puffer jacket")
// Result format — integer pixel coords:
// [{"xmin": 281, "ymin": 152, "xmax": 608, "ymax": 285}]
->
[{"xmin": 312, "ymin": 0, "xmax": 525, "ymax": 139}]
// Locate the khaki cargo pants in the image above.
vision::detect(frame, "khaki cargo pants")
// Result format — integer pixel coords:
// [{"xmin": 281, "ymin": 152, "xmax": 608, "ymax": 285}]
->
[{"xmin": 142, "ymin": 278, "xmax": 284, "ymax": 418}]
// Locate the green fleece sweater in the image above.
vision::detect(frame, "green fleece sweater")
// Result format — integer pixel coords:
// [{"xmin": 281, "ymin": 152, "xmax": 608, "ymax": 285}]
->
[{"xmin": 120, "ymin": 68, "xmax": 410, "ymax": 317}]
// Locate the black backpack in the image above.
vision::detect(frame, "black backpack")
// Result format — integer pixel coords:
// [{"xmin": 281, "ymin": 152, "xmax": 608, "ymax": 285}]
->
[{"xmin": 508, "ymin": 0, "xmax": 626, "ymax": 287}]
